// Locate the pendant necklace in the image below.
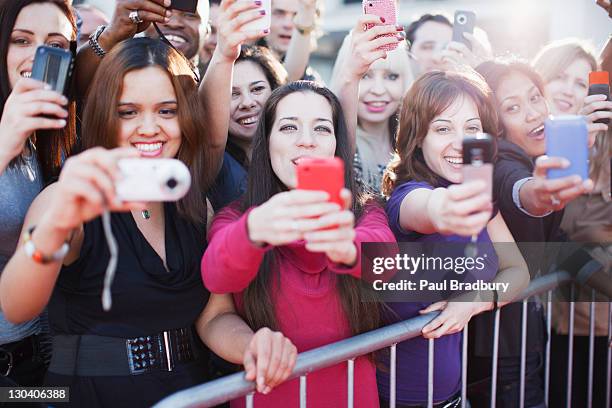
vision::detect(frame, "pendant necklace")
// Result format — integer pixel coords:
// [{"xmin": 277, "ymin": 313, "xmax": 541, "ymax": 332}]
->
[{"xmin": 141, "ymin": 209, "xmax": 151, "ymax": 220}]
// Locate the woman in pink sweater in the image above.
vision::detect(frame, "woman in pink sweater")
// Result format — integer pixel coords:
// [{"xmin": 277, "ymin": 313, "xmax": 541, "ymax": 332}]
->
[{"xmin": 202, "ymin": 81, "xmax": 395, "ymax": 407}]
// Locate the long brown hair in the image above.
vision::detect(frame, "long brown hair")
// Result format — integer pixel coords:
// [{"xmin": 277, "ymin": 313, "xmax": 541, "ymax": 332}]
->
[
  {"xmin": 382, "ymin": 70, "xmax": 499, "ymax": 195},
  {"xmin": 240, "ymin": 81, "xmax": 381, "ymax": 336},
  {"xmin": 82, "ymin": 37, "xmax": 214, "ymax": 225},
  {"xmin": 0, "ymin": 0, "xmax": 77, "ymax": 182}
]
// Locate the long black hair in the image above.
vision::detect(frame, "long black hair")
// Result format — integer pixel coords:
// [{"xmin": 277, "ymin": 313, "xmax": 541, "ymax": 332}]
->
[
  {"xmin": 240, "ymin": 81, "xmax": 381, "ymax": 336},
  {"xmin": 0, "ymin": 0, "xmax": 77, "ymax": 182}
]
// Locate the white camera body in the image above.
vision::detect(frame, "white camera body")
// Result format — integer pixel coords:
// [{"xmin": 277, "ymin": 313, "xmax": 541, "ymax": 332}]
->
[{"xmin": 115, "ymin": 158, "xmax": 191, "ymax": 202}]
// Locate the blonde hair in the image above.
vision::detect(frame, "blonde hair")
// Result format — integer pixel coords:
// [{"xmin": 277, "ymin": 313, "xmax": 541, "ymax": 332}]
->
[{"xmin": 532, "ymin": 38, "xmax": 598, "ymax": 83}]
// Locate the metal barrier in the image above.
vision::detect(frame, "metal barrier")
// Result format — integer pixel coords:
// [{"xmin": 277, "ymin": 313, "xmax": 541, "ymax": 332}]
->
[{"xmin": 154, "ymin": 270, "xmax": 612, "ymax": 408}]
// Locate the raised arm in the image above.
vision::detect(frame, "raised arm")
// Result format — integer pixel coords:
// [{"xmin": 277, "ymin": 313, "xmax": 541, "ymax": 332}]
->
[
  {"xmin": 282, "ymin": 0, "xmax": 317, "ymax": 81},
  {"xmin": 198, "ymin": 0, "xmax": 268, "ymax": 161},
  {"xmin": 0, "ymin": 148, "xmax": 141, "ymax": 323},
  {"xmin": 75, "ymin": 0, "xmax": 170, "ymax": 98},
  {"xmin": 330, "ymin": 16, "xmax": 402, "ymax": 153}
]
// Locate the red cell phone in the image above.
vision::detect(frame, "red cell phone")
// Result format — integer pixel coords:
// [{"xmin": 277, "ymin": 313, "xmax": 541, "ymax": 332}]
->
[
  {"xmin": 296, "ymin": 157, "xmax": 345, "ymax": 207},
  {"xmin": 588, "ymin": 71, "xmax": 610, "ymax": 125},
  {"xmin": 362, "ymin": 0, "xmax": 398, "ymax": 52}
]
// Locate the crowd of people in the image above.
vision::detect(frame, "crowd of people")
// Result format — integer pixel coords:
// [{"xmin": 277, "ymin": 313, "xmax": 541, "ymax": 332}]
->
[{"xmin": 0, "ymin": 0, "xmax": 610, "ymax": 407}]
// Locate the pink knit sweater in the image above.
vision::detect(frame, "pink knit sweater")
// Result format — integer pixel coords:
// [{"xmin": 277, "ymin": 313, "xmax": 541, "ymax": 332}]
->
[{"xmin": 201, "ymin": 203, "xmax": 395, "ymax": 408}]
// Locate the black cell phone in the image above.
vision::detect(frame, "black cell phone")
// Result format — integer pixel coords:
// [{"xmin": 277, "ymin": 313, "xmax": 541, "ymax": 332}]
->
[
  {"xmin": 588, "ymin": 71, "xmax": 610, "ymax": 125},
  {"xmin": 452, "ymin": 10, "xmax": 476, "ymax": 50},
  {"xmin": 31, "ymin": 45, "xmax": 73, "ymax": 97},
  {"xmin": 171, "ymin": 0, "xmax": 198, "ymax": 13},
  {"xmin": 462, "ymin": 133, "xmax": 494, "ymax": 198}
]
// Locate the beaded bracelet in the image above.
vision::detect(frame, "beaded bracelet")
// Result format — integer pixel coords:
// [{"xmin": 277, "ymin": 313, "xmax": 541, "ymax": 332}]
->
[{"xmin": 23, "ymin": 226, "xmax": 70, "ymax": 264}]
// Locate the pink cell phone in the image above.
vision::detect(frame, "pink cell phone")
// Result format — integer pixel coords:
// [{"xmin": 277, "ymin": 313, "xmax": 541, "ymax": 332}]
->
[
  {"xmin": 462, "ymin": 134, "xmax": 494, "ymax": 199},
  {"xmin": 362, "ymin": 0, "xmax": 398, "ymax": 52}
]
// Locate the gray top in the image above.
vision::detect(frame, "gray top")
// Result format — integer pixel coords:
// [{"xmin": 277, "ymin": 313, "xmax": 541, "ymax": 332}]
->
[{"xmin": 0, "ymin": 148, "xmax": 43, "ymax": 344}]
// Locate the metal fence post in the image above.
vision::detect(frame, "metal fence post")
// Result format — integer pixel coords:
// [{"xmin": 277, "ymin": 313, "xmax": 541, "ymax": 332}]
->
[
  {"xmin": 427, "ymin": 338, "xmax": 434, "ymax": 408},
  {"xmin": 606, "ymin": 301, "xmax": 611, "ymax": 408},
  {"xmin": 347, "ymin": 359, "xmax": 354, "ymax": 408},
  {"xmin": 300, "ymin": 375, "xmax": 307, "ymax": 408},
  {"xmin": 461, "ymin": 325, "xmax": 468, "ymax": 408},
  {"xmin": 519, "ymin": 300, "xmax": 528, "ymax": 408},
  {"xmin": 490, "ymin": 307, "xmax": 501, "ymax": 408},
  {"xmin": 587, "ymin": 290, "xmax": 595, "ymax": 408},
  {"xmin": 390, "ymin": 344, "xmax": 396, "ymax": 408},
  {"xmin": 246, "ymin": 393, "xmax": 254, "ymax": 408},
  {"xmin": 545, "ymin": 290, "xmax": 552, "ymax": 406},
  {"xmin": 567, "ymin": 286, "xmax": 575, "ymax": 408}
]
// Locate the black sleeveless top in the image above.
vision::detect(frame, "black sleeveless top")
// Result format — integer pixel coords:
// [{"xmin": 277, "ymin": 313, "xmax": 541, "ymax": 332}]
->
[{"xmin": 49, "ymin": 202, "xmax": 209, "ymax": 338}]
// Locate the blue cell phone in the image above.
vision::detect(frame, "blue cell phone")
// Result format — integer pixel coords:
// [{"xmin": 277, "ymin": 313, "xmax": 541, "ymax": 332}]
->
[{"xmin": 545, "ymin": 115, "xmax": 588, "ymax": 180}]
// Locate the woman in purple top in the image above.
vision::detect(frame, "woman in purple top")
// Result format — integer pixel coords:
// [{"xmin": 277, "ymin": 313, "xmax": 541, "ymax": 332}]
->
[{"xmin": 378, "ymin": 70, "xmax": 529, "ymax": 407}]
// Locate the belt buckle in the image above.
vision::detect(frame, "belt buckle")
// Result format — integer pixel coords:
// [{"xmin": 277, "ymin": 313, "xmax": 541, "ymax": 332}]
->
[
  {"xmin": 161, "ymin": 331, "xmax": 174, "ymax": 372},
  {"xmin": 0, "ymin": 349, "xmax": 13, "ymax": 377},
  {"xmin": 126, "ymin": 336, "xmax": 158, "ymax": 374}
]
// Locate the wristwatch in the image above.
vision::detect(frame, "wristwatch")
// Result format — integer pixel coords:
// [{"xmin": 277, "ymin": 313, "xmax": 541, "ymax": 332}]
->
[
  {"xmin": 293, "ymin": 19, "xmax": 316, "ymax": 36},
  {"xmin": 89, "ymin": 25, "xmax": 108, "ymax": 58}
]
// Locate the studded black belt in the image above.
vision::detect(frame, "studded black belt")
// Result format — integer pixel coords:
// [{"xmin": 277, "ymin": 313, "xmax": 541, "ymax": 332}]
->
[{"xmin": 49, "ymin": 327, "xmax": 201, "ymax": 376}]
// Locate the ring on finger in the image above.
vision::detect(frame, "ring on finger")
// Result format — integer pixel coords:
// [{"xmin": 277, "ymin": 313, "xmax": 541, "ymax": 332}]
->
[
  {"xmin": 550, "ymin": 194, "xmax": 561, "ymax": 206},
  {"xmin": 129, "ymin": 10, "xmax": 143, "ymax": 24}
]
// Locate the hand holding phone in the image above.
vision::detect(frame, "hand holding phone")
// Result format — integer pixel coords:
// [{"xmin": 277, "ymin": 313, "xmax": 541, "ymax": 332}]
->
[
  {"xmin": 587, "ymin": 71, "xmax": 611, "ymax": 125},
  {"xmin": 31, "ymin": 45, "xmax": 74, "ymax": 97},
  {"xmin": 115, "ymin": 159, "xmax": 192, "ymax": 202},
  {"xmin": 452, "ymin": 10, "xmax": 476, "ymax": 50},
  {"xmin": 362, "ymin": 0, "xmax": 398, "ymax": 51},
  {"xmin": 545, "ymin": 115, "xmax": 589, "ymax": 180}
]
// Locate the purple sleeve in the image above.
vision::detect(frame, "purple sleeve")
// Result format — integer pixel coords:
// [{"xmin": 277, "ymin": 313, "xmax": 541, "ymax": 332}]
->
[{"xmin": 385, "ymin": 181, "xmax": 433, "ymax": 239}]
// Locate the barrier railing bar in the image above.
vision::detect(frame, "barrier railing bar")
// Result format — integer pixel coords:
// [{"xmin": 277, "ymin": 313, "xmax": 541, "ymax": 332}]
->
[
  {"xmin": 566, "ymin": 285, "xmax": 575, "ymax": 408},
  {"xmin": 390, "ymin": 344, "xmax": 396, "ymax": 408},
  {"xmin": 461, "ymin": 325, "xmax": 467, "ymax": 408},
  {"xmin": 153, "ymin": 272, "xmax": 575, "ymax": 408},
  {"xmin": 607, "ymin": 301, "xmax": 611, "ymax": 408},
  {"xmin": 246, "ymin": 392, "xmax": 254, "ymax": 408},
  {"xmin": 490, "ymin": 307, "xmax": 500, "ymax": 408},
  {"xmin": 300, "ymin": 375, "xmax": 306, "ymax": 408},
  {"xmin": 427, "ymin": 338, "xmax": 434, "ymax": 408},
  {"xmin": 587, "ymin": 290, "xmax": 595, "ymax": 408},
  {"xmin": 347, "ymin": 359, "xmax": 354, "ymax": 408},
  {"xmin": 544, "ymin": 290, "xmax": 552, "ymax": 406},
  {"xmin": 519, "ymin": 299, "xmax": 528, "ymax": 408}
]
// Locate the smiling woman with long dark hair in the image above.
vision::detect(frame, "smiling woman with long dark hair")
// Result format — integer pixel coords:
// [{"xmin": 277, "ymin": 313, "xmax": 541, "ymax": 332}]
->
[
  {"xmin": 0, "ymin": 0, "xmax": 77, "ymax": 388},
  {"xmin": 202, "ymin": 81, "xmax": 395, "ymax": 407}
]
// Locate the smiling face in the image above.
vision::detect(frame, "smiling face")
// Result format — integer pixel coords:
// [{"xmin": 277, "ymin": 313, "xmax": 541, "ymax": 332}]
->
[
  {"xmin": 495, "ymin": 72, "xmax": 548, "ymax": 157},
  {"xmin": 410, "ymin": 21, "xmax": 452, "ymax": 75},
  {"xmin": 117, "ymin": 67, "xmax": 181, "ymax": 158},
  {"xmin": 146, "ymin": 10, "xmax": 202, "ymax": 60},
  {"xmin": 421, "ymin": 96, "xmax": 483, "ymax": 183},
  {"xmin": 358, "ymin": 58, "xmax": 405, "ymax": 126},
  {"xmin": 7, "ymin": 2, "xmax": 73, "ymax": 88},
  {"xmin": 544, "ymin": 58, "xmax": 591, "ymax": 115},
  {"xmin": 229, "ymin": 60, "xmax": 273, "ymax": 141},
  {"xmin": 269, "ymin": 91, "xmax": 337, "ymax": 188}
]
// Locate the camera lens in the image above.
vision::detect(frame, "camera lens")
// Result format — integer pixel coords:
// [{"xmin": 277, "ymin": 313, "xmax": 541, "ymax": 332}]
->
[
  {"xmin": 457, "ymin": 14, "xmax": 467, "ymax": 25},
  {"xmin": 166, "ymin": 178, "xmax": 178, "ymax": 190}
]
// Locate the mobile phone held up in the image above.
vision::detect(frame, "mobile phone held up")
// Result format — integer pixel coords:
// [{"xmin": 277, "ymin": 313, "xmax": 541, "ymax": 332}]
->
[
  {"xmin": 462, "ymin": 133, "xmax": 494, "ymax": 199},
  {"xmin": 31, "ymin": 45, "xmax": 74, "ymax": 97},
  {"xmin": 362, "ymin": 0, "xmax": 398, "ymax": 52},
  {"xmin": 296, "ymin": 157, "xmax": 345, "ymax": 207},
  {"xmin": 545, "ymin": 115, "xmax": 588, "ymax": 180},
  {"xmin": 115, "ymin": 159, "xmax": 192, "ymax": 202},
  {"xmin": 171, "ymin": 0, "xmax": 198, "ymax": 13},
  {"xmin": 588, "ymin": 71, "xmax": 610, "ymax": 125},
  {"xmin": 452, "ymin": 10, "xmax": 476, "ymax": 50}
]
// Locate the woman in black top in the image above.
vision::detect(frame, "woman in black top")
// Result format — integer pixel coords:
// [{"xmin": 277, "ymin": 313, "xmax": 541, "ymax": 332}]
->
[
  {"xmin": 467, "ymin": 60, "xmax": 600, "ymax": 408},
  {"xmin": 0, "ymin": 38, "xmax": 297, "ymax": 407}
]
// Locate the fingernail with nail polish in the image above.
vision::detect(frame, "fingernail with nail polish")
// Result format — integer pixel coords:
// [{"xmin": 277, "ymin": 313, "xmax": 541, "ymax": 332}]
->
[
  {"xmin": 380, "ymin": 17, "xmax": 386, "ymax": 23},
  {"xmin": 263, "ymin": 29, "xmax": 269, "ymax": 34},
  {"xmin": 255, "ymin": 0, "xmax": 262, "ymax": 5},
  {"xmin": 396, "ymin": 25, "xmax": 404, "ymax": 31},
  {"xmin": 260, "ymin": 9, "xmax": 266, "ymax": 15}
]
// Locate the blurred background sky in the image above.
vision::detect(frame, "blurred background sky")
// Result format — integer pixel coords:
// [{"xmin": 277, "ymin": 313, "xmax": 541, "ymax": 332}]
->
[{"xmin": 81, "ymin": 0, "xmax": 611, "ymax": 83}]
